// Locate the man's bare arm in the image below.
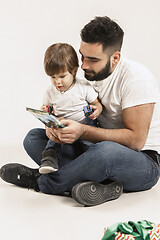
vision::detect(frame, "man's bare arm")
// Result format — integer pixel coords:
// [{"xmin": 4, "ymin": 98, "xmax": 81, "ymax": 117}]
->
[
  {"xmin": 81, "ymin": 103, "xmax": 154, "ymax": 150},
  {"xmin": 52, "ymin": 103, "xmax": 154, "ymax": 151}
]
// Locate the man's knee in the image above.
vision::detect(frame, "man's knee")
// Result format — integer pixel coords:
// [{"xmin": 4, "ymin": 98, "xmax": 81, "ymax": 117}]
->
[
  {"xmin": 23, "ymin": 128, "xmax": 45, "ymax": 151},
  {"xmin": 95, "ymin": 141, "xmax": 123, "ymax": 153}
]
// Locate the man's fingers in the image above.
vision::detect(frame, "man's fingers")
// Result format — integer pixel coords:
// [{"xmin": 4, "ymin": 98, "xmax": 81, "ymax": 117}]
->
[
  {"xmin": 57, "ymin": 131, "xmax": 75, "ymax": 143},
  {"xmin": 50, "ymin": 134, "xmax": 64, "ymax": 144}
]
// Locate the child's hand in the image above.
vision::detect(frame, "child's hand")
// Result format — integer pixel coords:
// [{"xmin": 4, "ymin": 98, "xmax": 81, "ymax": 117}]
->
[
  {"xmin": 40, "ymin": 105, "xmax": 54, "ymax": 114},
  {"xmin": 88, "ymin": 105, "xmax": 100, "ymax": 120},
  {"xmin": 40, "ymin": 105, "xmax": 47, "ymax": 111}
]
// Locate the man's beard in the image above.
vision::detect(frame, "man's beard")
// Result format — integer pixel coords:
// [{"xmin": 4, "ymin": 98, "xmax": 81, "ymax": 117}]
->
[{"xmin": 84, "ymin": 60, "xmax": 111, "ymax": 81}]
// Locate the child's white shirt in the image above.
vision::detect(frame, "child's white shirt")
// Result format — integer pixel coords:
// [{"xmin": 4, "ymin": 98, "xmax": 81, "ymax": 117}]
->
[{"xmin": 43, "ymin": 78, "xmax": 98, "ymax": 123}]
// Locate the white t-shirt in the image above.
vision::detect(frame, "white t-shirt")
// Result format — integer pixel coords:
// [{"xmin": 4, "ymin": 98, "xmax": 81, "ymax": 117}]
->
[
  {"xmin": 43, "ymin": 78, "xmax": 98, "ymax": 123},
  {"xmin": 91, "ymin": 56, "xmax": 160, "ymax": 152}
]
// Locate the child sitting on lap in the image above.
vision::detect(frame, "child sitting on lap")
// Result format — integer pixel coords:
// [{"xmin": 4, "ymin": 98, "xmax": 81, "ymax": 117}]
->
[{"xmin": 39, "ymin": 43, "xmax": 102, "ymax": 174}]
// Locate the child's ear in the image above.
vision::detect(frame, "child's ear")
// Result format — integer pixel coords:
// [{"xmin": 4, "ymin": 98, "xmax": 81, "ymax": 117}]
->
[{"xmin": 72, "ymin": 67, "xmax": 78, "ymax": 77}]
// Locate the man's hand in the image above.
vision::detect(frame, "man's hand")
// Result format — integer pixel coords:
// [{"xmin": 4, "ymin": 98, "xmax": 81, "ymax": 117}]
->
[
  {"xmin": 45, "ymin": 126, "xmax": 64, "ymax": 144},
  {"xmin": 46, "ymin": 119, "xmax": 85, "ymax": 144},
  {"xmin": 54, "ymin": 119, "xmax": 85, "ymax": 144}
]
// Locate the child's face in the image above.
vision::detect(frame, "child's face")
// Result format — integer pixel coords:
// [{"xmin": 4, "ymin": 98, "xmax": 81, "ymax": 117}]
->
[{"xmin": 51, "ymin": 71, "xmax": 74, "ymax": 92}]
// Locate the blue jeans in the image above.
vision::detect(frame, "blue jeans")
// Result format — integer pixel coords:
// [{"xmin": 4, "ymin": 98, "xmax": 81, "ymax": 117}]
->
[
  {"xmin": 23, "ymin": 128, "xmax": 160, "ymax": 194},
  {"xmin": 45, "ymin": 117, "xmax": 97, "ymax": 152}
]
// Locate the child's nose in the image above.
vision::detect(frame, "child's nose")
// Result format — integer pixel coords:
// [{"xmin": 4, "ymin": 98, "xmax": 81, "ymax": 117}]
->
[{"xmin": 56, "ymin": 78, "xmax": 62, "ymax": 84}]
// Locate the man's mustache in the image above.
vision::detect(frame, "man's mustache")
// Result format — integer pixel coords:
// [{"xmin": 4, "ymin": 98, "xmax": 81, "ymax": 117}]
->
[{"xmin": 84, "ymin": 70, "xmax": 95, "ymax": 74}]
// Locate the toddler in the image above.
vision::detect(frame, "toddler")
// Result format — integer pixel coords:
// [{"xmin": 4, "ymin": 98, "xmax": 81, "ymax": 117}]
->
[{"xmin": 39, "ymin": 43, "xmax": 102, "ymax": 174}]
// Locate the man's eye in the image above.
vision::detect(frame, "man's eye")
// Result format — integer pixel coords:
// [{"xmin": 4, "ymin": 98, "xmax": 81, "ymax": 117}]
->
[{"xmin": 90, "ymin": 59, "xmax": 98, "ymax": 63}]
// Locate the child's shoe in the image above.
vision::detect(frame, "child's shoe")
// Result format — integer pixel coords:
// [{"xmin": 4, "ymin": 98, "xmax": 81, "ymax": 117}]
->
[{"xmin": 39, "ymin": 149, "xmax": 59, "ymax": 174}]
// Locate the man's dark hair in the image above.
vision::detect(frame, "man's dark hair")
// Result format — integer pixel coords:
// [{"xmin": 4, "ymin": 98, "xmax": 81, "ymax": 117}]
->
[{"xmin": 81, "ymin": 16, "xmax": 124, "ymax": 53}]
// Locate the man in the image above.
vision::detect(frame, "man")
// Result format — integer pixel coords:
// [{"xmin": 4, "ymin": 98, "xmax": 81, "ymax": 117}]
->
[{"xmin": 1, "ymin": 16, "xmax": 160, "ymax": 206}]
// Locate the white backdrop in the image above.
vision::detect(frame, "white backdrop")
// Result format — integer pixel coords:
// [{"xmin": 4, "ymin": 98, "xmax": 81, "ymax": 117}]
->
[{"xmin": 0, "ymin": 0, "xmax": 160, "ymax": 146}]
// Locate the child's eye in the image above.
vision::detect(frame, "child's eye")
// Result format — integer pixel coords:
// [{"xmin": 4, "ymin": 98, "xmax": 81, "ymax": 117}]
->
[{"xmin": 60, "ymin": 75, "xmax": 66, "ymax": 78}]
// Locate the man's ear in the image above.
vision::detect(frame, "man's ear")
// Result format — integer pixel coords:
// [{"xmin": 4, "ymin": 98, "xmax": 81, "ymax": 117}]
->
[{"xmin": 111, "ymin": 51, "xmax": 121, "ymax": 66}]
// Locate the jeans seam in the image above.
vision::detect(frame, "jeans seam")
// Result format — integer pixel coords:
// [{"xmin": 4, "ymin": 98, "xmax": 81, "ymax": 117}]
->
[{"xmin": 135, "ymin": 172, "xmax": 160, "ymax": 191}]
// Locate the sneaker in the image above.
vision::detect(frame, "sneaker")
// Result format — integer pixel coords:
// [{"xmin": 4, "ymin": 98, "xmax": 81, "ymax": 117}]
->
[
  {"xmin": 39, "ymin": 160, "xmax": 58, "ymax": 174},
  {"xmin": 0, "ymin": 163, "xmax": 40, "ymax": 191},
  {"xmin": 39, "ymin": 149, "xmax": 59, "ymax": 174},
  {"xmin": 72, "ymin": 181, "xmax": 123, "ymax": 206}
]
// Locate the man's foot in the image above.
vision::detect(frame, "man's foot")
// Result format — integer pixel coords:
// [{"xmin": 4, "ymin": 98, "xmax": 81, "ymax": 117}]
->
[
  {"xmin": 0, "ymin": 163, "xmax": 40, "ymax": 191},
  {"xmin": 71, "ymin": 181, "xmax": 123, "ymax": 206},
  {"xmin": 39, "ymin": 149, "xmax": 59, "ymax": 174}
]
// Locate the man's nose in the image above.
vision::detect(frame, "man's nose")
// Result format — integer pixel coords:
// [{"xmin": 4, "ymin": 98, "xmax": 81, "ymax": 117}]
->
[{"xmin": 81, "ymin": 59, "xmax": 89, "ymax": 70}]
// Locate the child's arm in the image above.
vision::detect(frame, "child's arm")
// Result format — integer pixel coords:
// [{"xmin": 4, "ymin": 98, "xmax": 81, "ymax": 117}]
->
[{"xmin": 88, "ymin": 98, "xmax": 103, "ymax": 120}]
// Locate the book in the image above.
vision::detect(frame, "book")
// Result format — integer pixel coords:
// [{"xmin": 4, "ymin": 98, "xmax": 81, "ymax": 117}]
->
[{"xmin": 26, "ymin": 107, "xmax": 65, "ymax": 128}]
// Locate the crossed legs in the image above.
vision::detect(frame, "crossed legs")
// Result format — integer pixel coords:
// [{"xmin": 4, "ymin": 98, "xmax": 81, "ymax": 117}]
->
[{"xmin": 23, "ymin": 128, "xmax": 160, "ymax": 195}]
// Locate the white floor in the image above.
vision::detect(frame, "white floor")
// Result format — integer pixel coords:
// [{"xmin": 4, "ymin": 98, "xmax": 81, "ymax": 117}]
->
[{"xmin": 0, "ymin": 146, "xmax": 160, "ymax": 240}]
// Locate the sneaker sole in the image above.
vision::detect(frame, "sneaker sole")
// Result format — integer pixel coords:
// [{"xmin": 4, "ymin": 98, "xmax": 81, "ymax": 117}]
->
[
  {"xmin": 72, "ymin": 181, "xmax": 123, "ymax": 206},
  {"xmin": 39, "ymin": 166, "xmax": 58, "ymax": 174}
]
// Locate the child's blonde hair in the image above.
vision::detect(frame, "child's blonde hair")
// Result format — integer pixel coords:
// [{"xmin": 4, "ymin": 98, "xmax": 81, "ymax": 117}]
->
[{"xmin": 44, "ymin": 43, "xmax": 79, "ymax": 77}]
